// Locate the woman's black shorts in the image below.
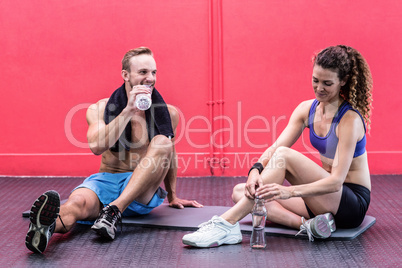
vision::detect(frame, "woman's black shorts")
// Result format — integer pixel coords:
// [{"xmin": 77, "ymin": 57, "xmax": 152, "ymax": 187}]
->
[{"xmin": 305, "ymin": 183, "xmax": 371, "ymax": 228}]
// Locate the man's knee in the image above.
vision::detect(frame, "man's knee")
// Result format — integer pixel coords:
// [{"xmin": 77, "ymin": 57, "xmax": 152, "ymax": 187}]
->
[
  {"xmin": 63, "ymin": 194, "xmax": 88, "ymax": 217},
  {"xmin": 232, "ymin": 183, "xmax": 246, "ymax": 203},
  {"xmin": 65, "ymin": 190, "xmax": 100, "ymax": 219},
  {"xmin": 149, "ymin": 135, "xmax": 173, "ymax": 157}
]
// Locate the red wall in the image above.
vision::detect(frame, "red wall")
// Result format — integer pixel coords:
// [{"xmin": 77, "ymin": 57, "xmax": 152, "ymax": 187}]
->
[{"xmin": 1, "ymin": 0, "xmax": 401, "ymax": 177}]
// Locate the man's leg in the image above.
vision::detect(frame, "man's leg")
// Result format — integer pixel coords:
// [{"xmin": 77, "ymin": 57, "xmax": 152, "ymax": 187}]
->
[
  {"xmin": 56, "ymin": 188, "xmax": 102, "ymax": 232},
  {"xmin": 26, "ymin": 188, "xmax": 101, "ymax": 254},
  {"xmin": 92, "ymin": 135, "xmax": 173, "ymax": 239},
  {"xmin": 111, "ymin": 135, "xmax": 173, "ymax": 212}
]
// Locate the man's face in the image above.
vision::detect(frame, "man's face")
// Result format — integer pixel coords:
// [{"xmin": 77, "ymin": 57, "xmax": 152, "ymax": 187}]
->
[{"xmin": 126, "ymin": 54, "xmax": 157, "ymax": 89}]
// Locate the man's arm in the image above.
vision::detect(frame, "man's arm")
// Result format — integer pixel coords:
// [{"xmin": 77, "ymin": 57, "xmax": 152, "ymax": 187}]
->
[
  {"xmin": 164, "ymin": 141, "xmax": 203, "ymax": 208},
  {"xmin": 86, "ymin": 85, "xmax": 150, "ymax": 155},
  {"xmin": 86, "ymin": 99, "xmax": 132, "ymax": 155},
  {"xmin": 163, "ymin": 105, "xmax": 203, "ymax": 209},
  {"xmin": 163, "ymin": 143, "xmax": 178, "ymax": 203}
]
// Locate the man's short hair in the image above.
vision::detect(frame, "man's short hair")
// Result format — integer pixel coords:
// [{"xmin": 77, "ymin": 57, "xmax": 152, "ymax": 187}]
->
[{"xmin": 122, "ymin": 47, "xmax": 153, "ymax": 72}]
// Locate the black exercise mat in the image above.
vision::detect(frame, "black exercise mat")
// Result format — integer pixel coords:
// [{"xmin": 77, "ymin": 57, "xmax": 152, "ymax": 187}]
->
[{"xmin": 23, "ymin": 203, "xmax": 375, "ymax": 240}]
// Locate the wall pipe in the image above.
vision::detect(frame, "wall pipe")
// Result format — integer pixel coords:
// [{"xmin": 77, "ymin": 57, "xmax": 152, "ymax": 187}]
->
[
  {"xmin": 207, "ymin": 0, "xmax": 215, "ymax": 175},
  {"xmin": 217, "ymin": 0, "xmax": 226, "ymax": 174}
]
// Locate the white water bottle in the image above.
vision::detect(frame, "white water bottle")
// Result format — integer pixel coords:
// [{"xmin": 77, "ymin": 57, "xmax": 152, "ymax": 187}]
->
[
  {"xmin": 135, "ymin": 85, "xmax": 152, "ymax": 111},
  {"xmin": 250, "ymin": 198, "xmax": 267, "ymax": 249}
]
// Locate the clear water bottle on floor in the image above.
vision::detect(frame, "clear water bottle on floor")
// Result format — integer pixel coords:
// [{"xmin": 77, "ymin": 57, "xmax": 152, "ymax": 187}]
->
[{"xmin": 250, "ymin": 198, "xmax": 267, "ymax": 249}]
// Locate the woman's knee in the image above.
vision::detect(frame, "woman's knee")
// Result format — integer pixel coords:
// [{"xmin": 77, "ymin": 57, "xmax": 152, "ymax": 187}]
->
[
  {"xmin": 274, "ymin": 146, "xmax": 293, "ymax": 157},
  {"xmin": 268, "ymin": 146, "xmax": 294, "ymax": 167},
  {"xmin": 232, "ymin": 183, "xmax": 246, "ymax": 203}
]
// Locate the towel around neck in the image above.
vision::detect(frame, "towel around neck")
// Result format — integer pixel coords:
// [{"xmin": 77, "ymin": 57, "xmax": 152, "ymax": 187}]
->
[{"xmin": 104, "ymin": 83, "xmax": 174, "ymax": 152}]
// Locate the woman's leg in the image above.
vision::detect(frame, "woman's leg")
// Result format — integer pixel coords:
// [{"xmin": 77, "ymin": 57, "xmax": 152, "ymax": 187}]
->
[
  {"xmin": 265, "ymin": 146, "xmax": 342, "ymax": 216},
  {"xmin": 223, "ymin": 146, "xmax": 342, "ymax": 228},
  {"xmin": 231, "ymin": 183, "xmax": 309, "ymax": 229}
]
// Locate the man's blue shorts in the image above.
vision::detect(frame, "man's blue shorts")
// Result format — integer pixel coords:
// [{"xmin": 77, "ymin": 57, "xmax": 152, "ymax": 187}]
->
[{"xmin": 73, "ymin": 172, "xmax": 167, "ymax": 219}]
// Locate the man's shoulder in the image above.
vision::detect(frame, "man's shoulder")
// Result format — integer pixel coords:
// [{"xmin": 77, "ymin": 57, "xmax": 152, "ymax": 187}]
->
[
  {"xmin": 86, "ymin": 98, "xmax": 110, "ymax": 122},
  {"xmin": 88, "ymin": 98, "xmax": 109, "ymax": 112},
  {"xmin": 95, "ymin": 98, "xmax": 110, "ymax": 107}
]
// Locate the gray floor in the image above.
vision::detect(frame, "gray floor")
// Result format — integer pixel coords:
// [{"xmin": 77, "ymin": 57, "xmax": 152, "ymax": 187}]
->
[{"xmin": 1, "ymin": 175, "xmax": 401, "ymax": 267}]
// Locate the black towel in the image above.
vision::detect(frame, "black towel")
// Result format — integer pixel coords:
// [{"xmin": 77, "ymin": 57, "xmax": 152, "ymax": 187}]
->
[{"xmin": 104, "ymin": 84, "xmax": 174, "ymax": 152}]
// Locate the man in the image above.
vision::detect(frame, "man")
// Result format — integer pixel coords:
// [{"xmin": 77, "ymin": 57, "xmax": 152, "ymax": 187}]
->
[{"xmin": 25, "ymin": 47, "xmax": 203, "ymax": 254}]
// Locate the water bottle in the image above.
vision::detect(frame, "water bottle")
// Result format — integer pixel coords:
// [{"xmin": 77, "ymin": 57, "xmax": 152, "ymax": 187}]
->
[
  {"xmin": 250, "ymin": 198, "xmax": 267, "ymax": 249},
  {"xmin": 135, "ymin": 85, "xmax": 152, "ymax": 110}
]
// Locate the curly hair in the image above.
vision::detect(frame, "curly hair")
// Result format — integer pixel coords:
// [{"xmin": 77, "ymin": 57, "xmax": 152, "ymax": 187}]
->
[
  {"xmin": 122, "ymin": 47, "xmax": 153, "ymax": 72},
  {"xmin": 313, "ymin": 45, "xmax": 373, "ymax": 131}
]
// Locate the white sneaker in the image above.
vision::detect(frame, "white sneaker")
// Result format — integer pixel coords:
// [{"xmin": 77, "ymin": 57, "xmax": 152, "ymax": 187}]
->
[
  {"xmin": 323, "ymin": 213, "xmax": 336, "ymax": 233},
  {"xmin": 182, "ymin": 216, "xmax": 242, "ymax": 247}
]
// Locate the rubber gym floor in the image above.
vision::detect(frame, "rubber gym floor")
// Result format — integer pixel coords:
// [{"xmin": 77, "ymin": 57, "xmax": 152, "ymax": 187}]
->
[{"xmin": 1, "ymin": 175, "xmax": 400, "ymax": 267}]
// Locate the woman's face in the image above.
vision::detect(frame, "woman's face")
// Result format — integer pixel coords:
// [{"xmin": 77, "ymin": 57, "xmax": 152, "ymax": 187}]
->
[{"xmin": 312, "ymin": 65, "xmax": 346, "ymax": 103}]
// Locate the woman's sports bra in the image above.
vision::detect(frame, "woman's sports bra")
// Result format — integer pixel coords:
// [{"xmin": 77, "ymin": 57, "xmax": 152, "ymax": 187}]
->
[{"xmin": 307, "ymin": 100, "xmax": 366, "ymax": 159}]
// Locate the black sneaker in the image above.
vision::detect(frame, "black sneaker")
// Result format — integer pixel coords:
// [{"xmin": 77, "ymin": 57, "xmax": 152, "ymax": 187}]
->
[
  {"xmin": 91, "ymin": 205, "xmax": 122, "ymax": 240},
  {"xmin": 25, "ymin": 190, "xmax": 60, "ymax": 254}
]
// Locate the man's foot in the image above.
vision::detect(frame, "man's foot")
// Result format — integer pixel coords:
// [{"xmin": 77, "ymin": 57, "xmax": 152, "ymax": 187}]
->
[
  {"xmin": 296, "ymin": 213, "xmax": 335, "ymax": 242},
  {"xmin": 25, "ymin": 190, "xmax": 60, "ymax": 254},
  {"xmin": 91, "ymin": 205, "xmax": 122, "ymax": 240},
  {"xmin": 182, "ymin": 216, "xmax": 242, "ymax": 248}
]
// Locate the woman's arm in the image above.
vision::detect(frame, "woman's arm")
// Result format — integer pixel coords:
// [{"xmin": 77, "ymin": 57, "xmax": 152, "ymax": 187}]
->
[
  {"xmin": 258, "ymin": 110, "xmax": 365, "ymax": 201},
  {"xmin": 259, "ymin": 100, "xmax": 313, "ymax": 166},
  {"xmin": 245, "ymin": 100, "xmax": 313, "ymax": 198}
]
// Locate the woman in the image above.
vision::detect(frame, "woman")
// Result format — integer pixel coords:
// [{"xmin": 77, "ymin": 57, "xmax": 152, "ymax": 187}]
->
[{"xmin": 182, "ymin": 45, "xmax": 373, "ymax": 247}]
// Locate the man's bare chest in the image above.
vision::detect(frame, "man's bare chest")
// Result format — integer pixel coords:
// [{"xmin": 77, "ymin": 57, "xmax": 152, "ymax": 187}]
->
[{"xmin": 130, "ymin": 115, "xmax": 150, "ymax": 148}]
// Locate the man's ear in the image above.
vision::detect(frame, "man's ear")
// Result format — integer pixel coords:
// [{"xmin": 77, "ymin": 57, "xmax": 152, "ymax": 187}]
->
[{"xmin": 121, "ymin": 70, "xmax": 129, "ymax": 81}]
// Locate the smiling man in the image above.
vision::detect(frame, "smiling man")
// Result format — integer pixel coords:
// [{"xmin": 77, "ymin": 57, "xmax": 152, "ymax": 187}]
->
[{"xmin": 25, "ymin": 47, "xmax": 202, "ymax": 254}]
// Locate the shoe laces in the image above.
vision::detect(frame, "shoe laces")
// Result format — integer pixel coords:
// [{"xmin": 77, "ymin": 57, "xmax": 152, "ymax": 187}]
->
[
  {"xmin": 101, "ymin": 205, "xmax": 123, "ymax": 234},
  {"xmin": 58, "ymin": 215, "xmax": 68, "ymax": 233},
  {"xmin": 101, "ymin": 205, "xmax": 121, "ymax": 223},
  {"xmin": 197, "ymin": 218, "xmax": 219, "ymax": 233},
  {"xmin": 296, "ymin": 217, "xmax": 314, "ymax": 242}
]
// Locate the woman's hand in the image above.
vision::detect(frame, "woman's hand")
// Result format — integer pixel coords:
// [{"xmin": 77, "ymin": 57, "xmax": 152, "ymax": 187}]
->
[
  {"xmin": 245, "ymin": 169, "xmax": 263, "ymax": 199},
  {"xmin": 255, "ymin": 183, "xmax": 295, "ymax": 202}
]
